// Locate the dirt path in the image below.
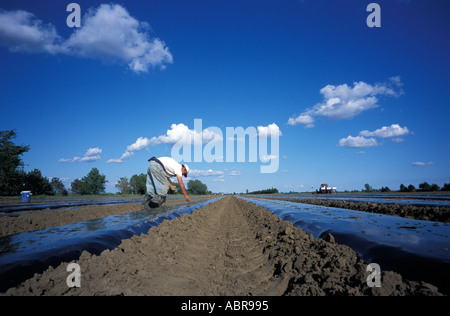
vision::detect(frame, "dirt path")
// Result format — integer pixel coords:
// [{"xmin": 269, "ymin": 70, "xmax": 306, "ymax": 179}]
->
[{"xmin": 2, "ymin": 197, "xmax": 442, "ymax": 296}]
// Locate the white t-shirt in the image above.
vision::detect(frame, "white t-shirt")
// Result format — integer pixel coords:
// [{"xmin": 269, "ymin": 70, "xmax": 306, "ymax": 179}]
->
[{"xmin": 158, "ymin": 157, "xmax": 183, "ymax": 178}]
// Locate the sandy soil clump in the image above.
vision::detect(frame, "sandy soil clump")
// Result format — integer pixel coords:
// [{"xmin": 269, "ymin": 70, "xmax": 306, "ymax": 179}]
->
[{"xmin": 2, "ymin": 197, "xmax": 442, "ymax": 296}]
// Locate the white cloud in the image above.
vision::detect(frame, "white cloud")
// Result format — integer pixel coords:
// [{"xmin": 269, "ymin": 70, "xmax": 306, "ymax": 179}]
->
[
  {"xmin": 60, "ymin": 147, "xmax": 102, "ymax": 163},
  {"xmin": 0, "ymin": 5, "xmax": 172, "ymax": 73},
  {"xmin": 189, "ymin": 169, "xmax": 225, "ymax": 177},
  {"xmin": 0, "ymin": 9, "xmax": 63, "ymax": 54},
  {"xmin": 288, "ymin": 79, "xmax": 402, "ymax": 126},
  {"xmin": 229, "ymin": 170, "xmax": 241, "ymax": 176},
  {"xmin": 126, "ymin": 137, "xmax": 153, "ymax": 152},
  {"xmin": 85, "ymin": 147, "xmax": 102, "ymax": 157},
  {"xmin": 260, "ymin": 154, "xmax": 278, "ymax": 162},
  {"xmin": 389, "ymin": 76, "xmax": 403, "ymax": 87},
  {"xmin": 108, "ymin": 123, "xmax": 222, "ymax": 163},
  {"xmin": 149, "ymin": 123, "xmax": 220, "ymax": 146},
  {"xmin": 338, "ymin": 136, "xmax": 378, "ymax": 148},
  {"xmin": 412, "ymin": 161, "xmax": 434, "ymax": 167},
  {"xmin": 359, "ymin": 124, "xmax": 410, "ymax": 139},
  {"xmin": 287, "ymin": 114, "xmax": 314, "ymax": 128},
  {"xmin": 64, "ymin": 4, "xmax": 172, "ymax": 72},
  {"xmin": 257, "ymin": 123, "xmax": 282, "ymax": 138},
  {"xmin": 339, "ymin": 123, "xmax": 411, "ymax": 149}
]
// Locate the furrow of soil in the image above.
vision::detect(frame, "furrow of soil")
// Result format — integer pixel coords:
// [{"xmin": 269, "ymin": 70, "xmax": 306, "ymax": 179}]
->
[{"xmin": 1, "ymin": 196, "xmax": 442, "ymax": 296}]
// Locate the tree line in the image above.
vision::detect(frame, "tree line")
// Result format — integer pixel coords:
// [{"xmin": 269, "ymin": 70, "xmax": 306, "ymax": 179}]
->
[
  {"xmin": 115, "ymin": 177, "xmax": 211, "ymax": 195},
  {"xmin": 364, "ymin": 182, "xmax": 450, "ymax": 193},
  {"xmin": 0, "ymin": 130, "xmax": 102, "ymax": 196},
  {"xmin": 246, "ymin": 187, "xmax": 279, "ymax": 195},
  {"xmin": 0, "ymin": 130, "xmax": 65, "ymax": 195}
]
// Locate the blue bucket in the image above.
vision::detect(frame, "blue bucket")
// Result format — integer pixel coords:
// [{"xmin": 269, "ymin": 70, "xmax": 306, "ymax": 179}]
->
[{"xmin": 21, "ymin": 191, "xmax": 31, "ymax": 203}]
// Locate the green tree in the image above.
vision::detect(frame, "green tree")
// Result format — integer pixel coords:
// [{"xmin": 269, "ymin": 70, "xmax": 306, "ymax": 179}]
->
[
  {"xmin": 71, "ymin": 178, "xmax": 88, "ymax": 195},
  {"xmin": 83, "ymin": 168, "xmax": 107, "ymax": 194},
  {"xmin": 187, "ymin": 179, "xmax": 208, "ymax": 195},
  {"xmin": 419, "ymin": 182, "xmax": 431, "ymax": 192},
  {"xmin": 249, "ymin": 188, "xmax": 279, "ymax": 194},
  {"xmin": 115, "ymin": 177, "xmax": 131, "ymax": 194},
  {"xmin": 364, "ymin": 183, "xmax": 373, "ymax": 192},
  {"xmin": 407, "ymin": 184, "xmax": 416, "ymax": 192},
  {"xmin": 70, "ymin": 168, "xmax": 107, "ymax": 195},
  {"xmin": 380, "ymin": 186, "xmax": 391, "ymax": 192},
  {"xmin": 23, "ymin": 169, "xmax": 52, "ymax": 195},
  {"xmin": 399, "ymin": 184, "xmax": 407, "ymax": 192},
  {"xmin": 0, "ymin": 130, "xmax": 30, "ymax": 196},
  {"xmin": 430, "ymin": 183, "xmax": 441, "ymax": 192},
  {"xmin": 442, "ymin": 183, "xmax": 450, "ymax": 191},
  {"xmin": 50, "ymin": 177, "xmax": 68, "ymax": 196},
  {"xmin": 130, "ymin": 173, "xmax": 146, "ymax": 194}
]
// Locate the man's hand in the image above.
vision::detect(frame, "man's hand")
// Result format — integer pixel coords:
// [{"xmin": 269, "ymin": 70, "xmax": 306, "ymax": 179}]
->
[
  {"xmin": 177, "ymin": 174, "xmax": 191, "ymax": 203},
  {"xmin": 167, "ymin": 178, "xmax": 176, "ymax": 191}
]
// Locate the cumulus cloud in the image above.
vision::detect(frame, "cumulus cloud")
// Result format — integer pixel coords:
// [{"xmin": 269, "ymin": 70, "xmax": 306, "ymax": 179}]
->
[
  {"xmin": 64, "ymin": 4, "xmax": 172, "ymax": 72},
  {"xmin": 338, "ymin": 123, "xmax": 411, "ymax": 148},
  {"xmin": 338, "ymin": 136, "xmax": 378, "ymax": 148},
  {"xmin": 108, "ymin": 122, "xmax": 280, "ymax": 164},
  {"xmin": 0, "ymin": 9, "xmax": 63, "ymax": 54},
  {"xmin": 149, "ymin": 123, "xmax": 221, "ymax": 146},
  {"xmin": 59, "ymin": 147, "xmax": 102, "ymax": 163},
  {"xmin": 288, "ymin": 79, "xmax": 403, "ymax": 127},
  {"xmin": 359, "ymin": 124, "xmax": 410, "ymax": 139},
  {"xmin": 107, "ymin": 123, "xmax": 222, "ymax": 163},
  {"xmin": 0, "ymin": 4, "xmax": 172, "ymax": 73},
  {"xmin": 287, "ymin": 115, "xmax": 314, "ymax": 128},
  {"xmin": 257, "ymin": 123, "xmax": 282, "ymax": 138}
]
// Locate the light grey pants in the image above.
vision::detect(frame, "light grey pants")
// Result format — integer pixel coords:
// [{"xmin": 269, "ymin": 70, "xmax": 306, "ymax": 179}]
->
[{"xmin": 146, "ymin": 161, "xmax": 169, "ymax": 198}]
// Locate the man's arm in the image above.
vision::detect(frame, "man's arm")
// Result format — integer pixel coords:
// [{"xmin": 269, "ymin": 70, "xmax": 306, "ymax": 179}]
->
[
  {"xmin": 176, "ymin": 175, "xmax": 190, "ymax": 202},
  {"xmin": 167, "ymin": 178, "xmax": 176, "ymax": 191}
]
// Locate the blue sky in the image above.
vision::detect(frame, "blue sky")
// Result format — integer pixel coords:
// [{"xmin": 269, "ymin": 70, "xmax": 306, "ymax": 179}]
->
[{"xmin": 0, "ymin": 0, "xmax": 449, "ymax": 193}]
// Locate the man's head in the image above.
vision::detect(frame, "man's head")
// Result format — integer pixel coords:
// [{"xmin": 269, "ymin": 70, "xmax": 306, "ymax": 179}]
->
[{"xmin": 181, "ymin": 164, "xmax": 190, "ymax": 178}]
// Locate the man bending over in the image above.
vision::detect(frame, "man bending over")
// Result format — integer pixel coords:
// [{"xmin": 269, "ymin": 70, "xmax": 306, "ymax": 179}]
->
[{"xmin": 142, "ymin": 156, "xmax": 191, "ymax": 209}]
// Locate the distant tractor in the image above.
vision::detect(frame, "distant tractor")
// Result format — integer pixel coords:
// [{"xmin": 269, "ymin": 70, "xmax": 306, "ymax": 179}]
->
[{"xmin": 316, "ymin": 183, "xmax": 337, "ymax": 194}]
